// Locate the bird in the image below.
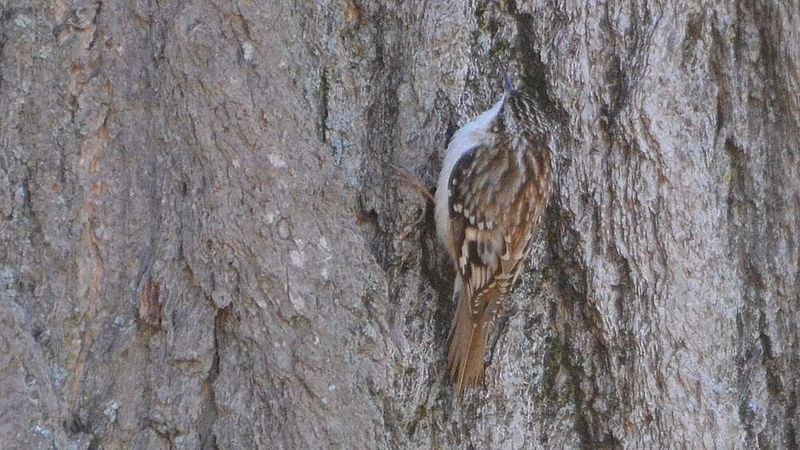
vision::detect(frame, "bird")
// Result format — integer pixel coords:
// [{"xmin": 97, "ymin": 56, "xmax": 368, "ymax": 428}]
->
[{"xmin": 434, "ymin": 74, "xmax": 554, "ymax": 395}]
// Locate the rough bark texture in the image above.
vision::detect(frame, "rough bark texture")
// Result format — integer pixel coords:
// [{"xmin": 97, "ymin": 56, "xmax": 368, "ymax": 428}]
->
[{"xmin": 1, "ymin": 0, "xmax": 798, "ymax": 448}]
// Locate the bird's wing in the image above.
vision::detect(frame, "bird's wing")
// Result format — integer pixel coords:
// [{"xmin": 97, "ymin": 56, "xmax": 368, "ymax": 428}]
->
[{"xmin": 447, "ymin": 142, "xmax": 545, "ymax": 320}]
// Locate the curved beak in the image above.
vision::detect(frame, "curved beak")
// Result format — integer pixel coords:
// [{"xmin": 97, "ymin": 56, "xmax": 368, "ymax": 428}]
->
[{"xmin": 502, "ymin": 70, "xmax": 515, "ymax": 92}]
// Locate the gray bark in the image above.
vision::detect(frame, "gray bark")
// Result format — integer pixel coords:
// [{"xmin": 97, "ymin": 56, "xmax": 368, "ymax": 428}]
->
[{"xmin": 1, "ymin": 0, "xmax": 798, "ymax": 448}]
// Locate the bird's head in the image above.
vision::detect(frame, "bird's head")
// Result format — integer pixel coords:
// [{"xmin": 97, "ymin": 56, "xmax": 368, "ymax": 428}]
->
[{"xmin": 493, "ymin": 73, "xmax": 550, "ymax": 141}]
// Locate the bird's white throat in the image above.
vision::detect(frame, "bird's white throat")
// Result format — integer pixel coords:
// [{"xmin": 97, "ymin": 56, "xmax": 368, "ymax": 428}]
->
[{"xmin": 435, "ymin": 95, "xmax": 506, "ymax": 252}]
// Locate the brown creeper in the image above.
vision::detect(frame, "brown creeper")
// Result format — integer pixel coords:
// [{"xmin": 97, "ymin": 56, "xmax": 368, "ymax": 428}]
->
[{"xmin": 434, "ymin": 77, "xmax": 553, "ymax": 394}]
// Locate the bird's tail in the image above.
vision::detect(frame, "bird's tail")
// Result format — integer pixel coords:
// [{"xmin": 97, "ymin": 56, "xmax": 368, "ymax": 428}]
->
[{"xmin": 447, "ymin": 281, "xmax": 499, "ymax": 395}]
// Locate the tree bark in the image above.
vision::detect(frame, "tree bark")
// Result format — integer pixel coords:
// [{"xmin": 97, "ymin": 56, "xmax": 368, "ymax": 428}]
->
[{"xmin": 1, "ymin": 0, "xmax": 798, "ymax": 448}]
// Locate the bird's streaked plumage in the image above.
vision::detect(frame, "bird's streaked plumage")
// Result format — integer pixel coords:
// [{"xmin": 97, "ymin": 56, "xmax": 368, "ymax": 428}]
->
[{"xmin": 434, "ymin": 80, "xmax": 553, "ymax": 395}]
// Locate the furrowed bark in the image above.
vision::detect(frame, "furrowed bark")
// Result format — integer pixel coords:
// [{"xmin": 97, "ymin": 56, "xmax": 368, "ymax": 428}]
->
[{"xmin": 1, "ymin": 1, "xmax": 797, "ymax": 448}]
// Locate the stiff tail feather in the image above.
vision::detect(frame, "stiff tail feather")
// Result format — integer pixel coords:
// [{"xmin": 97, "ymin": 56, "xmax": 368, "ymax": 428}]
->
[{"xmin": 447, "ymin": 283, "xmax": 499, "ymax": 395}]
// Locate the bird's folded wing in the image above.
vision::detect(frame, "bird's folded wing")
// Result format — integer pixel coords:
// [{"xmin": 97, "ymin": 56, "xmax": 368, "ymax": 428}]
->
[{"xmin": 447, "ymin": 143, "xmax": 541, "ymax": 318}]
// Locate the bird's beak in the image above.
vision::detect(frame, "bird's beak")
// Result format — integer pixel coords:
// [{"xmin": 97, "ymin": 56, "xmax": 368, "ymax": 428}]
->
[{"xmin": 502, "ymin": 70, "xmax": 515, "ymax": 92}]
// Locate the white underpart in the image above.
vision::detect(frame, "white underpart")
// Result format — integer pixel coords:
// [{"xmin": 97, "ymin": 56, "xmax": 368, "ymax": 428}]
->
[{"xmin": 435, "ymin": 94, "xmax": 506, "ymax": 257}]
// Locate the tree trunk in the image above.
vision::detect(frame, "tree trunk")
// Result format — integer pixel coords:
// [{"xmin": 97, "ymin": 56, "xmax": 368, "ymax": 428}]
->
[{"xmin": 1, "ymin": 0, "xmax": 798, "ymax": 448}]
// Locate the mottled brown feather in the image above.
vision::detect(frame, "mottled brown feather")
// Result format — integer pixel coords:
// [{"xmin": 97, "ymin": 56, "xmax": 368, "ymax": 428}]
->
[{"xmin": 446, "ymin": 93, "xmax": 552, "ymax": 394}]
